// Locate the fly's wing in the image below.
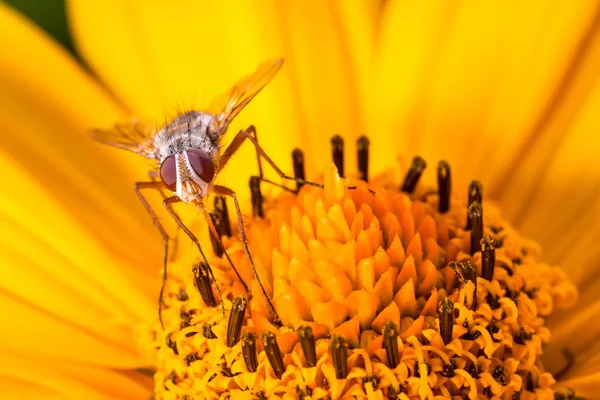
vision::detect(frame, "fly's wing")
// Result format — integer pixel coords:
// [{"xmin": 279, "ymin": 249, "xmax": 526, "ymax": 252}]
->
[
  {"xmin": 208, "ymin": 58, "xmax": 283, "ymax": 134},
  {"xmin": 89, "ymin": 120, "xmax": 157, "ymax": 158}
]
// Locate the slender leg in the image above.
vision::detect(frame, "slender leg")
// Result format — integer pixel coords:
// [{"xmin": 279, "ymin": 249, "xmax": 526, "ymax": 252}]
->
[
  {"xmin": 134, "ymin": 181, "xmax": 170, "ymax": 328},
  {"xmin": 163, "ymin": 196, "xmax": 225, "ymax": 316},
  {"xmin": 220, "ymin": 126, "xmax": 323, "ymax": 190},
  {"xmin": 200, "ymin": 207, "xmax": 249, "ymax": 292},
  {"xmin": 148, "ymin": 170, "xmax": 181, "ymax": 261},
  {"xmin": 213, "ymin": 184, "xmax": 281, "ymax": 324}
]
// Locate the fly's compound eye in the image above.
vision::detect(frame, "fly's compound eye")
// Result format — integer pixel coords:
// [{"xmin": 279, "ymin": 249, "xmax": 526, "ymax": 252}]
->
[
  {"xmin": 187, "ymin": 149, "xmax": 215, "ymax": 183},
  {"xmin": 159, "ymin": 155, "xmax": 177, "ymax": 191}
]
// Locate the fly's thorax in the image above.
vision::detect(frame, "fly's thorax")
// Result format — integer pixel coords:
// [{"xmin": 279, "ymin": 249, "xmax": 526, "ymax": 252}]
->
[{"xmin": 153, "ymin": 111, "xmax": 219, "ymax": 162}]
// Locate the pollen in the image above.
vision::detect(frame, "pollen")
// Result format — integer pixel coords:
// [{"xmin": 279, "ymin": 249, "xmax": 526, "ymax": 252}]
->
[{"xmin": 146, "ymin": 144, "xmax": 578, "ymax": 399}]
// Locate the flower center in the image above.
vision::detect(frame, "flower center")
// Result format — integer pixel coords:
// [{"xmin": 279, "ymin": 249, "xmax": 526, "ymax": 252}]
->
[{"xmin": 144, "ymin": 136, "xmax": 578, "ymax": 399}]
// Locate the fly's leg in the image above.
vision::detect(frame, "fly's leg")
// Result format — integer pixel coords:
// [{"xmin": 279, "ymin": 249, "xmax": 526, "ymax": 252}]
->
[
  {"xmin": 219, "ymin": 126, "xmax": 323, "ymax": 190},
  {"xmin": 201, "ymin": 207, "xmax": 249, "ymax": 292},
  {"xmin": 134, "ymin": 181, "xmax": 170, "ymax": 328},
  {"xmin": 213, "ymin": 184, "xmax": 281, "ymax": 324},
  {"xmin": 148, "ymin": 170, "xmax": 181, "ymax": 261},
  {"xmin": 163, "ymin": 196, "xmax": 225, "ymax": 317}
]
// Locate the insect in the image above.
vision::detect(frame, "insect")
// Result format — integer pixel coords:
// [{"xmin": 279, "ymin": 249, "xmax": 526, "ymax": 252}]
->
[{"xmin": 91, "ymin": 59, "xmax": 313, "ymax": 326}]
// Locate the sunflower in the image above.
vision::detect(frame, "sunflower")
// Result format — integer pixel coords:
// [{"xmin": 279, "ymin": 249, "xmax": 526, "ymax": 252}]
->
[{"xmin": 2, "ymin": 1, "xmax": 599, "ymax": 399}]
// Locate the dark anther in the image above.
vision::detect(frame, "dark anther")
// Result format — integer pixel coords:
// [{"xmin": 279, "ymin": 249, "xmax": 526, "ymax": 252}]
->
[
  {"xmin": 467, "ymin": 361, "xmax": 481, "ymax": 379},
  {"xmin": 256, "ymin": 391, "xmax": 267, "ymax": 400},
  {"xmin": 466, "ymin": 180, "xmax": 483, "ymax": 229},
  {"xmin": 512, "ymin": 257, "xmax": 522, "ymax": 265},
  {"xmin": 214, "ymin": 196, "xmax": 232, "ymax": 237},
  {"xmin": 179, "ymin": 309, "xmax": 191, "ymax": 323},
  {"xmin": 401, "ymin": 156, "xmax": 427, "ymax": 193},
  {"xmin": 481, "ymin": 235, "xmax": 496, "ymax": 281},
  {"xmin": 184, "ymin": 352, "xmax": 200, "ymax": 366},
  {"xmin": 525, "ymin": 372, "xmax": 537, "ymax": 391},
  {"xmin": 486, "ymin": 319, "xmax": 500, "ymax": 339},
  {"xmin": 357, "ymin": 136, "xmax": 370, "ymax": 181},
  {"xmin": 331, "ymin": 135, "xmax": 344, "ymax": 177},
  {"xmin": 261, "ymin": 331, "xmax": 285, "ymax": 379},
  {"xmin": 202, "ymin": 322, "xmax": 217, "ymax": 339},
  {"xmin": 362, "ymin": 375, "xmax": 379, "ymax": 391},
  {"xmin": 437, "ymin": 161, "xmax": 451, "ymax": 213},
  {"xmin": 414, "ymin": 361, "xmax": 432, "ymax": 377},
  {"xmin": 382, "ymin": 322, "xmax": 399, "ymax": 368},
  {"xmin": 220, "ymin": 364, "xmax": 234, "ymax": 377},
  {"xmin": 513, "ymin": 327, "xmax": 532, "ymax": 344},
  {"xmin": 227, "ymin": 295, "xmax": 247, "ymax": 347},
  {"xmin": 468, "ymin": 201, "xmax": 483, "ymax": 256},
  {"xmin": 176, "ymin": 288, "xmax": 188, "ymax": 301},
  {"xmin": 330, "ymin": 335, "xmax": 349, "ymax": 379},
  {"xmin": 166, "ymin": 334, "xmax": 178, "ymax": 355},
  {"xmin": 241, "ymin": 332, "xmax": 258, "ymax": 372},
  {"xmin": 249, "ymin": 176, "xmax": 264, "ymax": 218},
  {"xmin": 439, "ymin": 298, "xmax": 455, "ymax": 345},
  {"xmin": 208, "ymin": 212, "xmax": 224, "ymax": 257},
  {"xmin": 297, "ymin": 325, "xmax": 317, "ymax": 367},
  {"xmin": 292, "ymin": 148, "xmax": 306, "ymax": 192},
  {"xmin": 449, "ymin": 260, "xmax": 478, "ymax": 310},
  {"xmin": 165, "ymin": 370, "xmax": 178, "ymax": 388},
  {"xmin": 441, "ymin": 358, "xmax": 457, "ymax": 377},
  {"xmin": 493, "ymin": 365, "xmax": 507, "ymax": 385},
  {"xmin": 388, "ymin": 384, "xmax": 407, "ymax": 399},
  {"xmin": 193, "ymin": 262, "xmax": 217, "ymax": 307},
  {"xmin": 296, "ymin": 386, "xmax": 312, "ymax": 398}
]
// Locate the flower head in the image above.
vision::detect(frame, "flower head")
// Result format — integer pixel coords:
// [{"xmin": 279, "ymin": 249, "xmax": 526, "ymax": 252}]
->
[{"xmin": 148, "ymin": 153, "xmax": 577, "ymax": 399}]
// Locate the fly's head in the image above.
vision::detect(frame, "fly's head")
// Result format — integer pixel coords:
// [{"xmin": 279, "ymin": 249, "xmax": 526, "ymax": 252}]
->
[{"xmin": 159, "ymin": 149, "xmax": 217, "ymax": 202}]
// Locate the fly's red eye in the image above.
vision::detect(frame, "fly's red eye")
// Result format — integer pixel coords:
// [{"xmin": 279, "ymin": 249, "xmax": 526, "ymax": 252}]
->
[
  {"xmin": 187, "ymin": 149, "xmax": 215, "ymax": 183},
  {"xmin": 159, "ymin": 155, "xmax": 177, "ymax": 191}
]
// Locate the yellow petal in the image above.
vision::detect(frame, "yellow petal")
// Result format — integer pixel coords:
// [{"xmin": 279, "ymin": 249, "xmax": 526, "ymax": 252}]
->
[
  {"xmin": 0, "ymin": 354, "xmax": 150, "ymax": 400},
  {"xmin": 0, "ymin": 3, "xmax": 161, "ymax": 279}
]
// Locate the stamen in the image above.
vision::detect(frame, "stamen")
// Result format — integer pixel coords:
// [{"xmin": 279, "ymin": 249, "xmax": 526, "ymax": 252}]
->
[
  {"xmin": 357, "ymin": 136, "xmax": 370, "ymax": 181},
  {"xmin": 441, "ymin": 358, "xmax": 457, "ymax": 377},
  {"xmin": 208, "ymin": 212, "xmax": 224, "ymax": 258},
  {"xmin": 193, "ymin": 262, "xmax": 217, "ymax": 307},
  {"xmin": 466, "ymin": 180, "xmax": 483, "ymax": 229},
  {"xmin": 401, "ymin": 156, "xmax": 427, "ymax": 193},
  {"xmin": 175, "ymin": 288, "xmax": 188, "ymax": 301},
  {"xmin": 468, "ymin": 201, "xmax": 483, "ymax": 256},
  {"xmin": 450, "ymin": 261, "xmax": 478, "ymax": 310},
  {"xmin": 437, "ymin": 161, "xmax": 451, "ymax": 213},
  {"xmin": 493, "ymin": 366, "xmax": 507, "ymax": 385},
  {"xmin": 166, "ymin": 334, "xmax": 178, "ymax": 355},
  {"xmin": 291, "ymin": 148, "xmax": 305, "ymax": 191},
  {"xmin": 184, "ymin": 352, "xmax": 200, "ymax": 366},
  {"xmin": 226, "ymin": 295, "xmax": 247, "ymax": 347},
  {"xmin": 241, "ymin": 332, "xmax": 258, "ymax": 372},
  {"xmin": 297, "ymin": 325, "xmax": 317, "ymax": 367},
  {"xmin": 214, "ymin": 196, "xmax": 232, "ymax": 237},
  {"xmin": 202, "ymin": 322, "xmax": 217, "ymax": 339},
  {"xmin": 382, "ymin": 322, "xmax": 399, "ymax": 368},
  {"xmin": 330, "ymin": 335, "xmax": 349, "ymax": 379},
  {"xmin": 331, "ymin": 135, "xmax": 344, "ymax": 177},
  {"xmin": 261, "ymin": 331, "xmax": 285, "ymax": 379},
  {"xmin": 439, "ymin": 298, "xmax": 455, "ymax": 345},
  {"xmin": 249, "ymin": 176, "xmax": 264, "ymax": 218},
  {"xmin": 481, "ymin": 235, "xmax": 496, "ymax": 281}
]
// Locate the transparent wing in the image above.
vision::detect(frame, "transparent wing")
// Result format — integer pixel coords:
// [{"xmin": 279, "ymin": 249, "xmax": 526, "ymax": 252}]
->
[
  {"xmin": 208, "ymin": 58, "xmax": 283, "ymax": 134},
  {"xmin": 89, "ymin": 120, "xmax": 156, "ymax": 158}
]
